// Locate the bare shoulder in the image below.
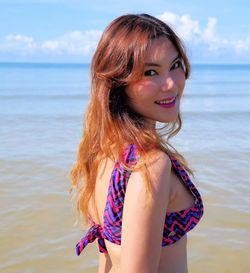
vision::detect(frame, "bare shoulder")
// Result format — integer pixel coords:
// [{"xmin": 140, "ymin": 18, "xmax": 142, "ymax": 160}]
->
[
  {"xmin": 146, "ymin": 149, "xmax": 172, "ymax": 173},
  {"xmin": 133, "ymin": 149, "xmax": 172, "ymax": 192}
]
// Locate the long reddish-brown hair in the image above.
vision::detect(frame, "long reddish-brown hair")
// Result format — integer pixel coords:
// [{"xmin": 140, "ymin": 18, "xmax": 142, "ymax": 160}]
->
[{"xmin": 71, "ymin": 14, "xmax": 192, "ymax": 223}]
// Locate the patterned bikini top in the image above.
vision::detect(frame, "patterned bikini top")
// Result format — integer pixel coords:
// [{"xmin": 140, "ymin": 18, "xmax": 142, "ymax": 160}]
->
[{"xmin": 76, "ymin": 144, "xmax": 204, "ymax": 255}]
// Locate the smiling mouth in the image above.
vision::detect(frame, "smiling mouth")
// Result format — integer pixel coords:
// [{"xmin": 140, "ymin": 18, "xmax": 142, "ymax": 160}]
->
[{"xmin": 155, "ymin": 97, "xmax": 176, "ymax": 107}]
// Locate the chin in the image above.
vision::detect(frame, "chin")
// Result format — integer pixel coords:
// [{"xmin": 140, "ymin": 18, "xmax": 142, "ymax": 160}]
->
[
  {"xmin": 160, "ymin": 113, "xmax": 179, "ymax": 123},
  {"xmin": 161, "ymin": 118, "xmax": 178, "ymax": 123}
]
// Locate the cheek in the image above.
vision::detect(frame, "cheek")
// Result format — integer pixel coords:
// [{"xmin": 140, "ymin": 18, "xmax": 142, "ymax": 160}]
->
[
  {"xmin": 177, "ymin": 73, "xmax": 186, "ymax": 94},
  {"xmin": 180, "ymin": 79, "xmax": 185, "ymax": 93},
  {"xmin": 125, "ymin": 81, "xmax": 156, "ymax": 99}
]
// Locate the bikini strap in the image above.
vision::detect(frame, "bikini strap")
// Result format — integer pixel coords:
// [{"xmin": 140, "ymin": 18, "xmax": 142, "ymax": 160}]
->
[{"xmin": 122, "ymin": 144, "xmax": 139, "ymax": 167}]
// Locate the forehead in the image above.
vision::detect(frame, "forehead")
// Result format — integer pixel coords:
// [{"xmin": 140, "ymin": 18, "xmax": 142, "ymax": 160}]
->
[{"xmin": 145, "ymin": 37, "xmax": 178, "ymax": 62}]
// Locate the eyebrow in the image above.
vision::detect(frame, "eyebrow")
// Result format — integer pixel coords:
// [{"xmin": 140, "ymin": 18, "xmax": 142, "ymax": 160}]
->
[{"xmin": 145, "ymin": 54, "xmax": 180, "ymax": 67}]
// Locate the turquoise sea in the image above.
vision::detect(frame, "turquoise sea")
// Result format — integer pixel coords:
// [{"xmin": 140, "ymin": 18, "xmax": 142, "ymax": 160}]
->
[{"xmin": 0, "ymin": 63, "xmax": 249, "ymax": 273}]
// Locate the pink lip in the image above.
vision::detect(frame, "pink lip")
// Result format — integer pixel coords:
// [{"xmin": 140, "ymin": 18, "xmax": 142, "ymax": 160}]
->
[{"xmin": 155, "ymin": 97, "xmax": 177, "ymax": 108}]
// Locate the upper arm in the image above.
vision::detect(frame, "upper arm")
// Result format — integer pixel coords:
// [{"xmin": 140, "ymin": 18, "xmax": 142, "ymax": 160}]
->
[{"xmin": 120, "ymin": 151, "xmax": 172, "ymax": 273}]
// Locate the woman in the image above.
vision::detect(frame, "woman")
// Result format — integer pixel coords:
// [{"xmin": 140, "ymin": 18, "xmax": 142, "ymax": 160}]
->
[{"xmin": 71, "ymin": 14, "xmax": 204, "ymax": 273}]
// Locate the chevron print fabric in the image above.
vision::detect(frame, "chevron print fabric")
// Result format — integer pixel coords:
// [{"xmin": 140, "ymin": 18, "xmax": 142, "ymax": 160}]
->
[{"xmin": 76, "ymin": 144, "xmax": 204, "ymax": 256}]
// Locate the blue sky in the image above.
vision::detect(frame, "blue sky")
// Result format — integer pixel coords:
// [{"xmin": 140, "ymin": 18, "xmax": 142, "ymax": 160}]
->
[{"xmin": 0, "ymin": 0, "xmax": 249, "ymax": 64}]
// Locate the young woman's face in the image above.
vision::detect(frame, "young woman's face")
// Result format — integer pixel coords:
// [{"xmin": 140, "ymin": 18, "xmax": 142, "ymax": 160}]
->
[{"xmin": 125, "ymin": 36, "xmax": 186, "ymax": 127}]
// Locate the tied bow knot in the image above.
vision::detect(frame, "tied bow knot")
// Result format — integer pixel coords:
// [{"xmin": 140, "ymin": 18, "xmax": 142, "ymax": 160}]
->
[{"xmin": 76, "ymin": 224, "xmax": 107, "ymax": 255}]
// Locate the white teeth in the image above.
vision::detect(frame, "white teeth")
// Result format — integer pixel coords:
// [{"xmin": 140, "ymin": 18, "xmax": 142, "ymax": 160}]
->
[{"xmin": 156, "ymin": 97, "xmax": 175, "ymax": 104}]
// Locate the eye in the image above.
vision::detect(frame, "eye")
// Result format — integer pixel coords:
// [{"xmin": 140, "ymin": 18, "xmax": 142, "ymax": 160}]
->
[
  {"xmin": 144, "ymin": 69, "xmax": 158, "ymax": 76},
  {"xmin": 171, "ymin": 60, "xmax": 183, "ymax": 70}
]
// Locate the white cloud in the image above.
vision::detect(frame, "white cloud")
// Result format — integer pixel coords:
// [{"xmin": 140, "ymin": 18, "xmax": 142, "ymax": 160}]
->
[
  {"xmin": 201, "ymin": 17, "xmax": 230, "ymax": 51},
  {"xmin": 233, "ymin": 37, "xmax": 250, "ymax": 53},
  {"xmin": 158, "ymin": 12, "xmax": 210, "ymax": 47},
  {"xmin": 0, "ymin": 12, "xmax": 249, "ymax": 62},
  {"xmin": 41, "ymin": 30, "xmax": 102, "ymax": 55},
  {"xmin": 0, "ymin": 30, "xmax": 102, "ymax": 56},
  {"xmin": 157, "ymin": 12, "xmax": 237, "ymax": 53},
  {"xmin": 202, "ymin": 17, "xmax": 217, "ymax": 43},
  {"xmin": 0, "ymin": 34, "xmax": 37, "ymax": 53},
  {"xmin": 158, "ymin": 12, "xmax": 201, "ymax": 41}
]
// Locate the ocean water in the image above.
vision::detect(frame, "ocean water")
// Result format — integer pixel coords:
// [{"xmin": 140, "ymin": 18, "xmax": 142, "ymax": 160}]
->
[{"xmin": 0, "ymin": 63, "xmax": 249, "ymax": 273}]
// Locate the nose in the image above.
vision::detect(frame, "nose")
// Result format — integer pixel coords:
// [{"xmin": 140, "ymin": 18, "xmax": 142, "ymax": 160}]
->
[{"xmin": 161, "ymin": 74, "xmax": 176, "ymax": 92}]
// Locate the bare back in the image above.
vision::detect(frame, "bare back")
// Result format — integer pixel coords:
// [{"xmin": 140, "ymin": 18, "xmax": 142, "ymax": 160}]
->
[{"xmin": 89, "ymin": 154, "xmax": 195, "ymax": 273}]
